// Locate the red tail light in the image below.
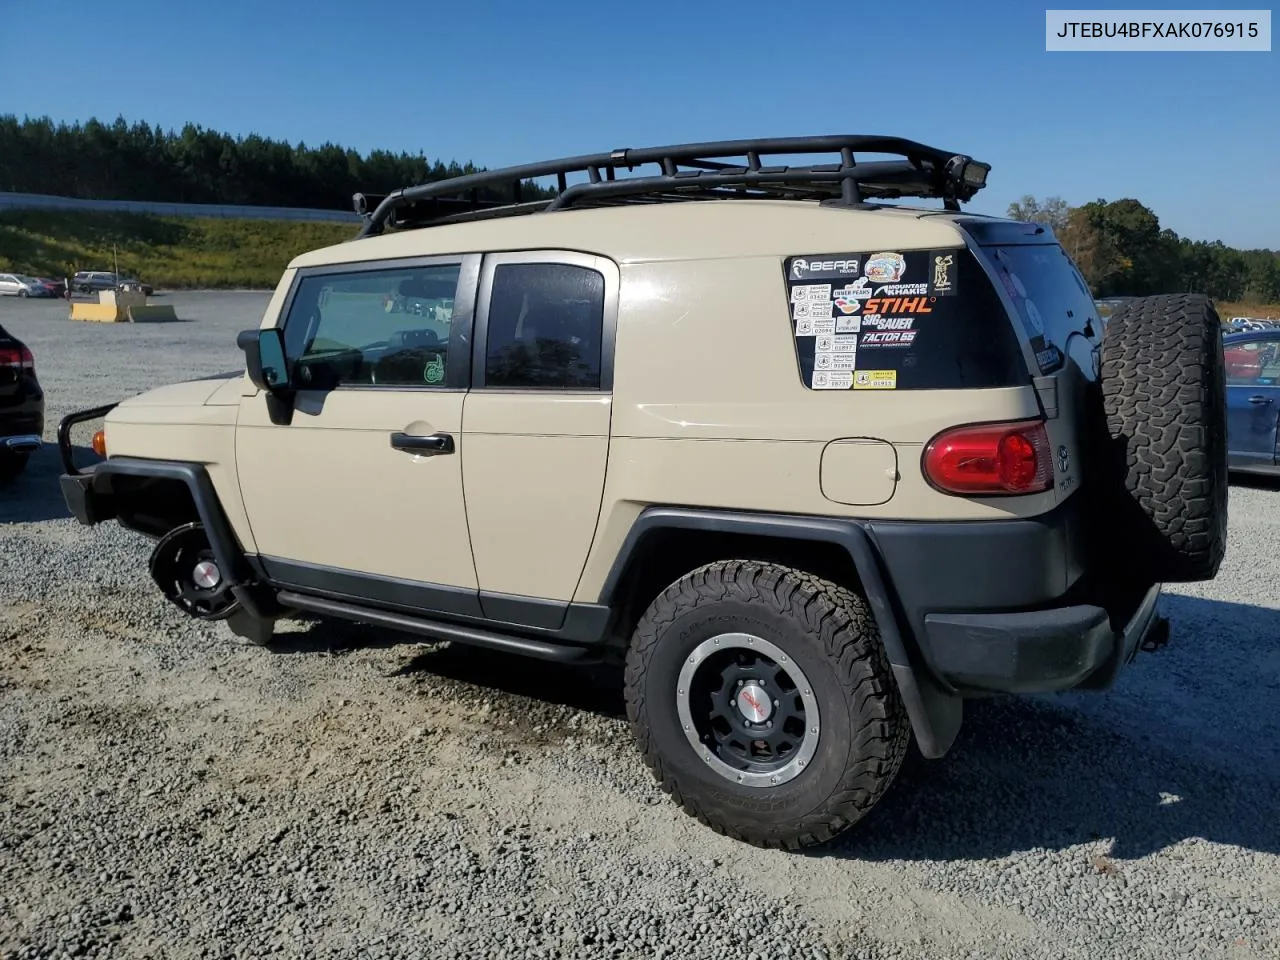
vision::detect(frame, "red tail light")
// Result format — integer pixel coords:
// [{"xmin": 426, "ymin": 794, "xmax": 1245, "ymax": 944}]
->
[
  {"xmin": 0, "ymin": 344, "xmax": 34, "ymax": 372},
  {"xmin": 923, "ymin": 419, "xmax": 1053, "ymax": 496}
]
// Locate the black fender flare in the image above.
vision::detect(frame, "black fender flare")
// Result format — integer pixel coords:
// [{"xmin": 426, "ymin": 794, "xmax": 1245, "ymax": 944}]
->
[{"xmin": 597, "ymin": 507, "xmax": 962, "ymax": 759}]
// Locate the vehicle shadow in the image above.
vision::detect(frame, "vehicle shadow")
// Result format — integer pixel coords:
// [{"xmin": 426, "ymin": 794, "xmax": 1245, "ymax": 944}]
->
[
  {"xmin": 264, "ymin": 592, "xmax": 1278, "ymax": 861},
  {"xmin": 270, "ymin": 614, "xmax": 627, "ymax": 720},
  {"xmin": 394, "ymin": 642, "xmax": 627, "ymax": 720},
  {"xmin": 1230, "ymin": 470, "xmax": 1280, "ymax": 491},
  {"xmin": 0, "ymin": 443, "xmax": 100, "ymax": 524},
  {"xmin": 824, "ymin": 593, "xmax": 1280, "ymax": 863}
]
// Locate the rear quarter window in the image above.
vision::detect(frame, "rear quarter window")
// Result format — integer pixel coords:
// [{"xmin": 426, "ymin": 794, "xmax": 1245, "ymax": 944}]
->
[
  {"xmin": 975, "ymin": 242, "xmax": 1100, "ymax": 375},
  {"xmin": 783, "ymin": 248, "xmax": 1027, "ymax": 391}
]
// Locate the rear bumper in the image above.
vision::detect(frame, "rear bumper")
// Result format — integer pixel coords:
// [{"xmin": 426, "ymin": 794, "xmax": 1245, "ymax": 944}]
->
[
  {"xmin": 918, "ymin": 583, "xmax": 1162, "ymax": 693},
  {"xmin": 867, "ymin": 496, "xmax": 1163, "ymax": 695}
]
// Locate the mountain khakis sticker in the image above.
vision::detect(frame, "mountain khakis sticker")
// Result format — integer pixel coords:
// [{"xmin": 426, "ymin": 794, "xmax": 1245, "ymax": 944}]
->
[
  {"xmin": 812, "ymin": 370, "xmax": 855, "ymax": 390},
  {"xmin": 853, "ymin": 370, "xmax": 897, "ymax": 390}
]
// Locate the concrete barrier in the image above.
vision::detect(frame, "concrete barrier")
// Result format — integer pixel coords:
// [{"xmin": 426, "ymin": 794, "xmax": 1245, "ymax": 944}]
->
[
  {"xmin": 69, "ymin": 301, "xmax": 126, "ymax": 322},
  {"xmin": 127, "ymin": 304, "xmax": 179, "ymax": 322},
  {"xmin": 69, "ymin": 289, "xmax": 177, "ymax": 323}
]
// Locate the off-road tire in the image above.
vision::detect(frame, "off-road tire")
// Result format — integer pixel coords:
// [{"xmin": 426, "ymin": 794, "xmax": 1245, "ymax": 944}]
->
[
  {"xmin": 623, "ymin": 560, "xmax": 910, "ymax": 850},
  {"xmin": 1096, "ymin": 293, "xmax": 1228, "ymax": 583}
]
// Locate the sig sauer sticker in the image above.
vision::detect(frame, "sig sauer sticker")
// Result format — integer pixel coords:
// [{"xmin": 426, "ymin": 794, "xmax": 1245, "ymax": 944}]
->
[
  {"xmin": 853, "ymin": 370, "xmax": 897, "ymax": 390},
  {"xmin": 929, "ymin": 251, "xmax": 958, "ymax": 296}
]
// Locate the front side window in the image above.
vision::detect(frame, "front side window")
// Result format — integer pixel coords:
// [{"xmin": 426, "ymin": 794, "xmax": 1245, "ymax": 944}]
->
[
  {"xmin": 282, "ymin": 262, "xmax": 461, "ymax": 389},
  {"xmin": 483, "ymin": 263, "xmax": 605, "ymax": 389}
]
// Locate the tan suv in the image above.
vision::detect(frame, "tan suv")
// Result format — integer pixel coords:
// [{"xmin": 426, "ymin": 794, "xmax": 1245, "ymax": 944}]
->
[{"xmin": 58, "ymin": 136, "xmax": 1229, "ymax": 850}]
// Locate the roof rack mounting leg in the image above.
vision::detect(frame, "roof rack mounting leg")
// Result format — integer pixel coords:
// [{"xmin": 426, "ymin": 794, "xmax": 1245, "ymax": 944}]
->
[
  {"xmin": 944, "ymin": 196, "xmax": 961, "ymax": 212},
  {"xmin": 841, "ymin": 176, "xmax": 862, "ymax": 206}
]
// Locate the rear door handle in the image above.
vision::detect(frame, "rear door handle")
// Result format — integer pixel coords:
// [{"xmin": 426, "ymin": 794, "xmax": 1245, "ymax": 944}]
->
[
  {"xmin": 1247, "ymin": 395, "xmax": 1274, "ymax": 405},
  {"xmin": 390, "ymin": 431, "xmax": 455, "ymax": 455}
]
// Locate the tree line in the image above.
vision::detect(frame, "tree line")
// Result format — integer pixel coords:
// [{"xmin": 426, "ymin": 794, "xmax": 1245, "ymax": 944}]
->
[
  {"xmin": 1007, "ymin": 195, "xmax": 1279, "ymax": 304},
  {"xmin": 1, "ymin": 115, "xmax": 1274, "ymax": 303},
  {"xmin": 0, "ymin": 114, "xmax": 553, "ymax": 211}
]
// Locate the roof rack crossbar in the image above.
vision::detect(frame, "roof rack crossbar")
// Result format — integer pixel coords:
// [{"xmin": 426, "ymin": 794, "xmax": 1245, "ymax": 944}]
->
[{"xmin": 354, "ymin": 136, "xmax": 990, "ymax": 237}]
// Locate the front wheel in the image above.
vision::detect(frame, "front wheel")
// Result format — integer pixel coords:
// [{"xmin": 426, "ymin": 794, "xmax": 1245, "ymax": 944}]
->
[{"xmin": 624, "ymin": 560, "xmax": 910, "ymax": 850}]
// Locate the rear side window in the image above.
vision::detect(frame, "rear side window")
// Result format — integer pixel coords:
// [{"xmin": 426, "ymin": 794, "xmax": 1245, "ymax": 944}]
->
[
  {"xmin": 483, "ymin": 263, "xmax": 605, "ymax": 390},
  {"xmin": 784, "ymin": 248, "xmax": 1026, "ymax": 391},
  {"xmin": 977, "ymin": 243, "xmax": 1099, "ymax": 374}
]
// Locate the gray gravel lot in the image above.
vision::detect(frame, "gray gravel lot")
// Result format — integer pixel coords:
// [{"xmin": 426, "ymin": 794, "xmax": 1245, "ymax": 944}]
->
[{"xmin": 1, "ymin": 292, "xmax": 1278, "ymax": 960}]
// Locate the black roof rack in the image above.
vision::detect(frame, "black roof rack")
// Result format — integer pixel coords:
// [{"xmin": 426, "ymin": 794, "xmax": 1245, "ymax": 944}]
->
[{"xmin": 352, "ymin": 135, "xmax": 992, "ymax": 238}]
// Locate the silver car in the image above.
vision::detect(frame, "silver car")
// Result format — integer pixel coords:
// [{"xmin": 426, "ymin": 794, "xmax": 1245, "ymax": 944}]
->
[{"xmin": 0, "ymin": 274, "xmax": 49, "ymax": 297}]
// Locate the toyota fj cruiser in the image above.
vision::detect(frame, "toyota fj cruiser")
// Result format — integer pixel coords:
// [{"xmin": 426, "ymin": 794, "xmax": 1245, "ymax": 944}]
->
[{"xmin": 58, "ymin": 136, "xmax": 1228, "ymax": 850}]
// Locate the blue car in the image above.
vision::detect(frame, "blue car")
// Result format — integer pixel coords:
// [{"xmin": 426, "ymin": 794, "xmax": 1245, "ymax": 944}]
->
[{"xmin": 1224, "ymin": 328, "xmax": 1280, "ymax": 475}]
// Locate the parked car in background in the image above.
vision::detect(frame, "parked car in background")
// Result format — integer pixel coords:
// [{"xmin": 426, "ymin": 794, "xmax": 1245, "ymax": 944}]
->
[
  {"xmin": 116, "ymin": 275, "xmax": 154, "ymax": 295},
  {"xmin": 0, "ymin": 273, "xmax": 53, "ymax": 298},
  {"xmin": 72, "ymin": 271, "xmax": 153, "ymax": 296},
  {"xmin": 32, "ymin": 277, "xmax": 66, "ymax": 298},
  {"xmin": 1224, "ymin": 328, "xmax": 1280, "ymax": 475},
  {"xmin": 0, "ymin": 323, "xmax": 44, "ymax": 479}
]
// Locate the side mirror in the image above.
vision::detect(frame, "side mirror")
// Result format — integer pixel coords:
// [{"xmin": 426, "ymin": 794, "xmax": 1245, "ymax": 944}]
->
[{"xmin": 238, "ymin": 328, "xmax": 290, "ymax": 392}]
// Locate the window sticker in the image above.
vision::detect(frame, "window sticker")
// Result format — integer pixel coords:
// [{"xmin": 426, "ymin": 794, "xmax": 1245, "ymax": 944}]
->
[
  {"xmin": 929, "ymin": 252, "xmax": 957, "ymax": 297},
  {"xmin": 863, "ymin": 252, "xmax": 907, "ymax": 284},
  {"xmin": 778, "ymin": 252, "xmax": 1018, "ymax": 394},
  {"xmin": 812, "ymin": 371, "xmax": 855, "ymax": 390},
  {"xmin": 853, "ymin": 370, "xmax": 897, "ymax": 390},
  {"xmin": 791, "ymin": 256, "xmax": 862, "ymax": 282}
]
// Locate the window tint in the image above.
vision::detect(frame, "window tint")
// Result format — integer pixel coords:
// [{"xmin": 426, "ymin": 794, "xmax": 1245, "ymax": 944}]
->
[
  {"xmin": 979, "ymin": 243, "xmax": 1100, "ymax": 374},
  {"xmin": 1225, "ymin": 338, "xmax": 1280, "ymax": 385},
  {"xmin": 283, "ymin": 263, "xmax": 461, "ymax": 389},
  {"xmin": 785, "ymin": 247, "xmax": 1027, "ymax": 392},
  {"xmin": 484, "ymin": 263, "xmax": 605, "ymax": 389}
]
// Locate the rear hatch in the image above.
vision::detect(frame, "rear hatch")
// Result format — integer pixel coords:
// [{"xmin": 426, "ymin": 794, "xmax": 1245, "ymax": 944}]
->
[
  {"xmin": 955, "ymin": 218, "xmax": 1106, "ymax": 502},
  {"xmin": 783, "ymin": 221, "xmax": 1102, "ymax": 510}
]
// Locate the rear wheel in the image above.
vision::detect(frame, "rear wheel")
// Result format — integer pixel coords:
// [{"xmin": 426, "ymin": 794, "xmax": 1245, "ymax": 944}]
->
[
  {"xmin": 624, "ymin": 560, "xmax": 909, "ymax": 850},
  {"xmin": 1092, "ymin": 293, "xmax": 1228, "ymax": 583}
]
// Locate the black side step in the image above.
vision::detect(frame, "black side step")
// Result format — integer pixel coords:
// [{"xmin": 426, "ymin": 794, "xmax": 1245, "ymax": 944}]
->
[{"xmin": 276, "ymin": 591, "xmax": 596, "ymax": 663}]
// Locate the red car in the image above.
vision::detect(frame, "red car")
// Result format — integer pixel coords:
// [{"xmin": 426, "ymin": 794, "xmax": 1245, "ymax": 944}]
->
[{"xmin": 33, "ymin": 278, "xmax": 66, "ymax": 298}]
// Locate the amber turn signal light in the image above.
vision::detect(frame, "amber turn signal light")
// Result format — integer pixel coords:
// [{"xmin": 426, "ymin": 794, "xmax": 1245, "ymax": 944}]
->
[{"xmin": 91, "ymin": 430, "xmax": 107, "ymax": 458}]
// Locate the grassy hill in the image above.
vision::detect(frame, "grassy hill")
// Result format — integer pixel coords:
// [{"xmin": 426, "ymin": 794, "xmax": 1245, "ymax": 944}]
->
[{"xmin": 0, "ymin": 210, "xmax": 356, "ymax": 290}]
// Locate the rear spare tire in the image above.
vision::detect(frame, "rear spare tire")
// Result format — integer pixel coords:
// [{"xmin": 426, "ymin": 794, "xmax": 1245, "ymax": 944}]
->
[{"xmin": 1096, "ymin": 293, "xmax": 1228, "ymax": 583}]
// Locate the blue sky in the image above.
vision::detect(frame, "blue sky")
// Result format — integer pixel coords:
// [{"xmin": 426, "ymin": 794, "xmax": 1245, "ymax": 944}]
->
[{"xmin": 3, "ymin": 0, "xmax": 1276, "ymax": 249}]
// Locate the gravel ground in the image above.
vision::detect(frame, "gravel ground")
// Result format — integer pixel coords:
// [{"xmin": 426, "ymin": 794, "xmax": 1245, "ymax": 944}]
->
[{"xmin": 1, "ymin": 293, "xmax": 1278, "ymax": 960}]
